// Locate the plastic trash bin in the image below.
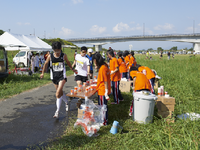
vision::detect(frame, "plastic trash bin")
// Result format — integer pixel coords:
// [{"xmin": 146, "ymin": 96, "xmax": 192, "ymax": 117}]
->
[{"xmin": 133, "ymin": 91, "xmax": 157, "ymax": 124}]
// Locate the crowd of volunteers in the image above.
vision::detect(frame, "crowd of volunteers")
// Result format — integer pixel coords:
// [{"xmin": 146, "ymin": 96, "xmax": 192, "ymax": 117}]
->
[{"xmin": 40, "ymin": 42, "xmax": 156, "ymax": 125}]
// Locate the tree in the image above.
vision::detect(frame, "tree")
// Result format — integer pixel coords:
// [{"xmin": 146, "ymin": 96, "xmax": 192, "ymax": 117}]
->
[
  {"xmin": 147, "ymin": 48, "xmax": 153, "ymax": 51},
  {"xmin": 170, "ymin": 46, "xmax": 177, "ymax": 51},
  {"xmin": 0, "ymin": 29, "xmax": 4, "ymax": 35},
  {"xmin": 188, "ymin": 47, "xmax": 193, "ymax": 51},
  {"xmin": 157, "ymin": 47, "xmax": 163, "ymax": 53}
]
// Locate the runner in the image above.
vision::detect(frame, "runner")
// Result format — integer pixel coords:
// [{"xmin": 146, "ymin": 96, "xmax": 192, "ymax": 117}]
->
[
  {"xmin": 72, "ymin": 46, "xmax": 90, "ymax": 87},
  {"xmin": 40, "ymin": 41, "xmax": 76, "ymax": 118}
]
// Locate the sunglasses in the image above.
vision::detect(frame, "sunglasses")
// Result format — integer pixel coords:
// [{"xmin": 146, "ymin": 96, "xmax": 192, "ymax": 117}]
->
[{"xmin": 81, "ymin": 51, "xmax": 86, "ymax": 54}]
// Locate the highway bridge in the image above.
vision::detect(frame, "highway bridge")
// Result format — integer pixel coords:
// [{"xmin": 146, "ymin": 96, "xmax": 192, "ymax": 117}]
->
[{"xmin": 67, "ymin": 33, "xmax": 200, "ymax": 52}]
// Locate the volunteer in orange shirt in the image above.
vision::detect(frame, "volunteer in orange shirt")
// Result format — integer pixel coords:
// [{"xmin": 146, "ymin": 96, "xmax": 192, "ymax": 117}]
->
[
  {"xmin": 117, "ymin": 52, "xmax": 127, "ymax": 79},
  {"xmin": 124, "ymin": 51, "xmax": 130, "ymax": 79},
  {"xmin": 93, "ymin": 52, "xmax": 111, "ymax": 125},
  {"xmin": 131, "ymin": 64, "xmax": 156, "ymax": 94},
  {"xmin": 129, "ymin": 70, "xmax": 151, "ymax": 116},
  {"xmin": 128, "ymin": 51, "xmax": 137, "ymax": 70},
  {"xmin": 124, "ymin": 51, "xmax": 130, "ymax": 68},
  {"xmin": 108, "ymin": 50, "xmax": 124, "ymax": 104}
]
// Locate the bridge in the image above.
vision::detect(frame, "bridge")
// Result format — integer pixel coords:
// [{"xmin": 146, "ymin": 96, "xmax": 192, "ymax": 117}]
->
[{"xmin": 67, "ymin": 33, "xmax": 200, "ymax": 52}]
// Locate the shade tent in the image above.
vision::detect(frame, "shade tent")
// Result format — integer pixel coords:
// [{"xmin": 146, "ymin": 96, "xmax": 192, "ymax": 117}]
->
[{"xmin": 0, "ymin": 32, "xmax": 52, "ymax": 51}]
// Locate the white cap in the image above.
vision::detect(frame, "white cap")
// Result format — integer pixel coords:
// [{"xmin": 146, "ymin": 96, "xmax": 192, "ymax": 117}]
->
[{"xmin": 88, "ymin": 48, "xmax": 93, "ymax": 53}]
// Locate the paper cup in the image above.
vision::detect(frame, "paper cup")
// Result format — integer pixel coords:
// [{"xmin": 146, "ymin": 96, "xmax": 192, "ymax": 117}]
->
[
  {"xmin": 160, "ymin": 86, "xmax": 164, "ymax": 96},
  {"xmin": 74, "ymin": 86, "xmax": 78, "ymax": 91},
  {"xmin": 71, "ymin": 89, "xmax": 74, "ymax": 95},
  {"xmin": 158, "ymin": 87, "xmax": 161, "ymax": 96},
  {"xmin": 90, "ymin": 79, "xmax": 93, "ymax": 84},
  {"xmin": 85, "ymin": 87, "xmax": 89, "ymax": 93}
]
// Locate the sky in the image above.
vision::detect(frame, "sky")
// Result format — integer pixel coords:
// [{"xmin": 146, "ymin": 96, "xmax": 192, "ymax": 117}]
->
[{"xmin": 1, "ymin": 0, "xmax": 200, "ymax": 51}]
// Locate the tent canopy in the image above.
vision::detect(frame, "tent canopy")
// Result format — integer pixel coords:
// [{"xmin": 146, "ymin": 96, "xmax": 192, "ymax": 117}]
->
[{"xmin": 0, "ymin": 32, "xmax": 52, "ymax": 51}]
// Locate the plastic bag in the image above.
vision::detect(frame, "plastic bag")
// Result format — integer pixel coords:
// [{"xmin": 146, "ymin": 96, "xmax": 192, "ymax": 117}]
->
[
  {"xmin": 177, "ymin": 113, "xmax": 200, "ymax": 121},
  {"xmin": 74, "ymin": 97, "xmax": 107, "ymax": 137}
]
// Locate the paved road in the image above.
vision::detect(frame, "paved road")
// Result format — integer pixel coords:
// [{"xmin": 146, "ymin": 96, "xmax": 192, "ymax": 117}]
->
[{"xmin": 0, "ymin": 74, "xmax": 81, "ymax": 150}]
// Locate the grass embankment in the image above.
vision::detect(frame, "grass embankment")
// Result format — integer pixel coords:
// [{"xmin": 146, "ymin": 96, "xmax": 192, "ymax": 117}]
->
[
  {"xmin": 44, "ymin": 54, "xmax": 200, "ymax": 150},
  {"xmin": 0, "ymin": 48, "xmax": 75, "ymax": 100}
]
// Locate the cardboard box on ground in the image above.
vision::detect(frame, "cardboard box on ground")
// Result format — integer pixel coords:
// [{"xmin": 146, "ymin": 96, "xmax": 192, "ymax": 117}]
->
[
  {"xmin": 154, "ymin": 80, "xmax": 159, "ymax": 90},
  {"xmin": 77, "ymin": 93, "xmax": 98, "ymax": 119},
  {"xmin": 156, "ymin": 96, "xmax": 176, "ymax": 123},
  {"xmin": 119, "ymin": 81, "xmax": 133, "ymax": 92},
  {"xmin": 77, "ymin": 101, "xmax": 98, "ymax": 119}
]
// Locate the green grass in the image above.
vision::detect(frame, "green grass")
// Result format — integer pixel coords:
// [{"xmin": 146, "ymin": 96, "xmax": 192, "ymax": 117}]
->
[
  {"xmin": 42, "ymin": 54, "xmax": 200, "ymax": 150},
  {"xmin": 0, "ymin": 47, "xmax": 75, "ymax": 100},
  {"xmin": 1, "ymin": 51, "xmax": 200, "ymax": 149}
]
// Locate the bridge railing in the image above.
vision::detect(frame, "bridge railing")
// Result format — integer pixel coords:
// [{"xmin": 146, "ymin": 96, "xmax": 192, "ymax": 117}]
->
[{"xmin": 66, "ymin": 33, "xmax": 200, "ymax": 41}]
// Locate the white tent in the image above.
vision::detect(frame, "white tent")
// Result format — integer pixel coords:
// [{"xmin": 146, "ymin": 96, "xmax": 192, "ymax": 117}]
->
[{"xmin": 0, "ymin": 32, "xmax": 52, "ymax": 51}]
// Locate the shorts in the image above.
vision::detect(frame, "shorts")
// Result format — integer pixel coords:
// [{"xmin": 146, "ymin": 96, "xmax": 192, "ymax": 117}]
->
[
  {"xmin": 75, "ymin": 75, "xmax": 88, "ymax": 82},
  {"xmin": 90, "ymin": 70, "xmax": 93, "ymax": 74},
  {"xmin": 52, "ymin": 77, "xmax": 67, "ymax": 85}
]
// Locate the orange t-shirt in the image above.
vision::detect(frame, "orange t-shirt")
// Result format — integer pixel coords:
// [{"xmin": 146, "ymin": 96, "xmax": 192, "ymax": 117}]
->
[
  {"xmin": 130, "ymin": 71, "xmax": 151, "ymax": 91},
  {"xmin": 118, "ymin": 58, "xmax": 127, "ymax": 73},
  {"xmin": 138, "ymin": 66, "xmax": 155, "ymax": 80},
  {"xmin": 109, "ymin": 57, "xmax": 121, "ymax": 81},
  {"xmin": 128, "ymin": 56, "xmax": 136, "ymax": 69},
  {"xmin": 125, "ymin": 55, "xmax": 130, "ymax": 67},
  {"xmin": 96, "ymin": 64, "xmax": 111, "ymax": 96}
]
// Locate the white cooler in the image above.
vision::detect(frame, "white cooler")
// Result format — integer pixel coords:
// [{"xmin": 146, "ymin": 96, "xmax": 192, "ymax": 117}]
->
[{"xmin": 133, "ymin": 91, "xmax": 157, "ymax": 124}]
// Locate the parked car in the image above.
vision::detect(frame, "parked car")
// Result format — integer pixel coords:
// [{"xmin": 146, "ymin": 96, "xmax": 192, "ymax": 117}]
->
[
  {"xmin": 0, "ymin": 45, "xmax": 8, "ymax": 78},
  {"xmin": 13, "ymin": 50, "xmax": 48, "ymax": 67}
]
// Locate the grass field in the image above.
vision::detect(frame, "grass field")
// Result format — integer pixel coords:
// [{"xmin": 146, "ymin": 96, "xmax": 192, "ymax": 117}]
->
[
  {"xmin": 43, "ymin": 54, "xmax": 200, "ymax": 150},
  {"xmin": 1, "ymin": 50, "xmax": 200, "ymax": 149}
]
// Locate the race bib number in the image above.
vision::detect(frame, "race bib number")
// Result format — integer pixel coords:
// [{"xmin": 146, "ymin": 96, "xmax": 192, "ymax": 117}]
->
[
  {"xmin": 76, "ymin": 60, "xmax": 84, "ymax": 68},
  {"xmin": 52, "ymin": 62, "xmax": 64, "ymax": 72}
]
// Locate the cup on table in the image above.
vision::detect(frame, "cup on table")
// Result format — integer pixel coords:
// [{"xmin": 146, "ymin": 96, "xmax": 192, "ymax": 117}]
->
[
  {"xmin": 90, "ymin": 79, "xmax": 93, "ymax": 84},
  {"xmin": 70, "ymin": 89, "xmax": 74, "ymax": 95}
]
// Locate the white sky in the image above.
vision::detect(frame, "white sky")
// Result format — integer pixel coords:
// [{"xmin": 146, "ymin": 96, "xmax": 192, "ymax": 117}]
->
[{"xmin": 0, "ymin": 0, "xmax": 199, "ymax": 50}]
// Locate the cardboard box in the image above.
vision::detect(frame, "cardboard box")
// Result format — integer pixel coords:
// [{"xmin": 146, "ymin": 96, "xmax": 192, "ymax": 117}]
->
[
  {"xmin": 77, "ymin": 108, "xmax": 85, "ymax": 119},
  {"xmin": 154, "ymin": 80, "xmax": 159, "ymax": 89},
  {"xmin": 156, "ymin": 102, "xmax": 175, "ymax": 111},
  {"xmin": 157, "ymin": 96, "xmax": 175, "ymax": 104},
  {"xmin": 77, "ymin": 103, "xmax": 99, "ymax": 119},
  {"xmin": 157, "ymin": 110, "xmax": 173, "ymax": 118},
  {"xmin": 165, "ymin": 118, "xmax": 175, "ymax": 124},
  {"xmin": 119, "ymin": 81, "xmax": 132, "ymax": 92}
]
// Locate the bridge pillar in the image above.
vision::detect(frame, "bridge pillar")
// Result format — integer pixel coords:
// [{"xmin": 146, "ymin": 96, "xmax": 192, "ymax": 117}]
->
[
  {"xmin": 95, "ymin": 45, "xmax": 102, "ymax": 52},
  {"xmin": 193, "ymin": 43, "xmax": 200, "ymax": 53}
]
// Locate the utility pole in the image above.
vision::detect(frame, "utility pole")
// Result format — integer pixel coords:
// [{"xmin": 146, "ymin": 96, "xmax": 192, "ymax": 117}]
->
[{"xmin": 129, "ymin": 44, "xmax": 132, "ymax": 52}]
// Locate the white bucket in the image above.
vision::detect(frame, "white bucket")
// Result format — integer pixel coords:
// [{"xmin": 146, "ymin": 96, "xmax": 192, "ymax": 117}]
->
[{"xmin": 133, "ymin": 91, "xmax": 157, "ymax": 124}]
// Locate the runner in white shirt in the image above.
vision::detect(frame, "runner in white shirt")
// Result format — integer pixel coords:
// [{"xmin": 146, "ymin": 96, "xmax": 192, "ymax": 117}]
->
[{"xmin": 72, "ymin": 46, "xmax": 90, "ymax": 87}]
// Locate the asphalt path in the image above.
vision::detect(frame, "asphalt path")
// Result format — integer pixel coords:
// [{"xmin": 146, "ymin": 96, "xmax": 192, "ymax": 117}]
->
[{"xmin": 0, "ymin": 73, "xmax": 85, "ymax": 150}]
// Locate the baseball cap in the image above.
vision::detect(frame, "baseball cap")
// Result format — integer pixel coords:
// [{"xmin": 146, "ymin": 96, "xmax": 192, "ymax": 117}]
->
[{"xmin": 88, "ymin": 48, "xmax": 93, "ymax": 53}]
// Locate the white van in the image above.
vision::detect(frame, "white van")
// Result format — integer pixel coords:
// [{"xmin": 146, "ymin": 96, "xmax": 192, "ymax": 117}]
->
[
  {"xmin": 13, "ymin": 50, "xmax": 48, "ymax": 67},
  {"xmin": 13, "ymin": 50, "xmax": 30, "ymax": 67},
  {"xmin": 0, "ymin": 45, "xmax": 8, "ymax": 78}
]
